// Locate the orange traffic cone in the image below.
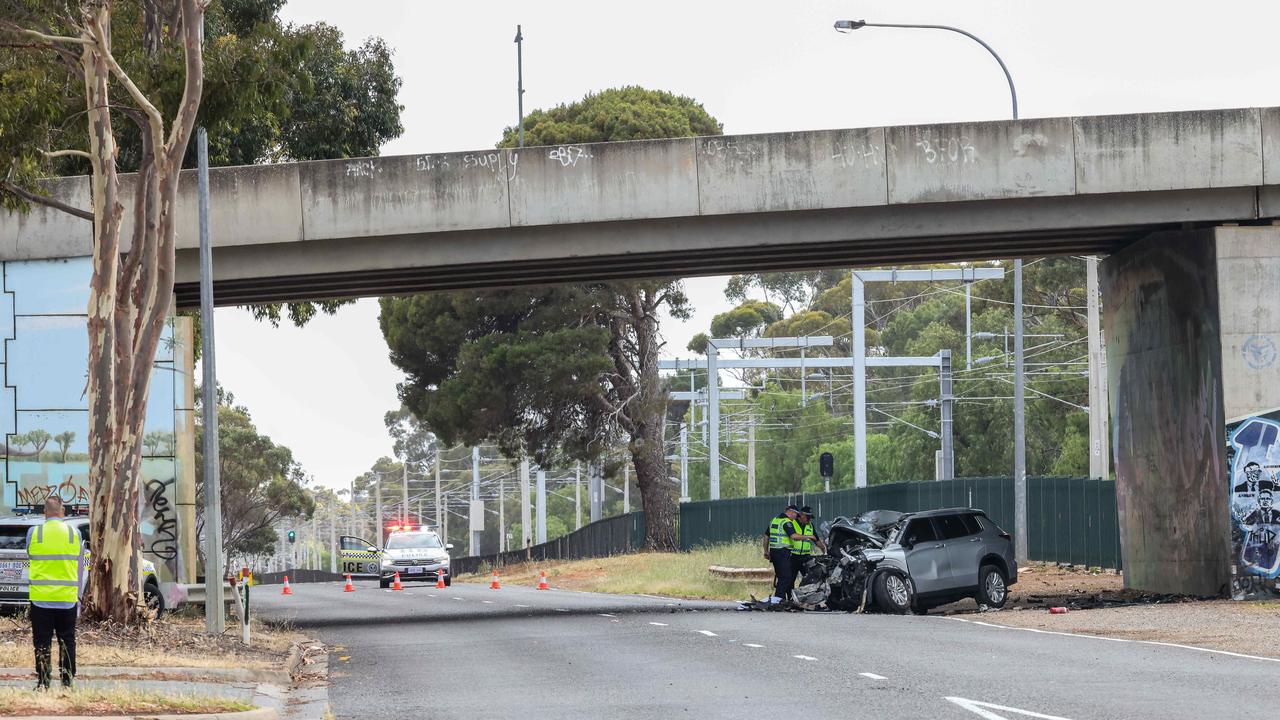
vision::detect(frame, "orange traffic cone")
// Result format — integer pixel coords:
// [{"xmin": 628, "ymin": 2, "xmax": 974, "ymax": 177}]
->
[
  {"xmin": 536, "ymin": 571, "xmax": 550, "ymax": 591},
  {"xmin": 392, "ymin": 572, "xmax": 403, "ymax": 591},
  {"xmin": 281, "ymin": 575, "xmax": 293, "ymax": 596},
  {"xmin": 489, "ymin": 570, "xmax": 502, "ymax": 590},
  {"xmin": 343, "ymin": 574, "xmax": 355, "ymax": 593},
  {"xmin": 435, "ymin": 569, "xmax": 446, "ymax": 589}
]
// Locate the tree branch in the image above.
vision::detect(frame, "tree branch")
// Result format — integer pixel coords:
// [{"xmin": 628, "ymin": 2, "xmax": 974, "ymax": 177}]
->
[
  {"xmin": 0, "ymin": 179, "xmax": 93, "ymax": 221},
  {"xmin": 41, "ymin": 148, "xmax": 92, "ymax": 160},
  {"xmin": 0, "ymin": 23, "xmax": 92, "ymax": 47}
]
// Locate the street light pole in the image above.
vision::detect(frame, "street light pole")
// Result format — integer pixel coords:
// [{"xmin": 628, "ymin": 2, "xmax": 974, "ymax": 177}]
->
[
  {"xmin": 833, "ymin": 19, "xmax": 1017, "ymax": 119},
  {"xmin": 514, "ymin": 25, "xmax": 525, "ymax": 148}
]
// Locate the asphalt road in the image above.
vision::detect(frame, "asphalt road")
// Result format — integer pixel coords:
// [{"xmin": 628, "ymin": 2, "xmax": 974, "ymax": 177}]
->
[{"xmin": 256, "ymin": 578, "xmax": 1278, "ymax": 720}]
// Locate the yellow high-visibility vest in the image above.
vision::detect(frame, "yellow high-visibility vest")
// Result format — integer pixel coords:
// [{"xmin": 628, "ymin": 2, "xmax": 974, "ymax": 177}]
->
[{"xmin": 27, "ymin": 519, "xmax": 81, "ymax": 606}]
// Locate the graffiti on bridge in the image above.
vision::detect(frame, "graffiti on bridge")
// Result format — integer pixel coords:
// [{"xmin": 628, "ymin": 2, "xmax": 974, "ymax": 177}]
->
[{"xmin": 1228, "ymin": 410, "xmax": 1280, "ymax": 599}]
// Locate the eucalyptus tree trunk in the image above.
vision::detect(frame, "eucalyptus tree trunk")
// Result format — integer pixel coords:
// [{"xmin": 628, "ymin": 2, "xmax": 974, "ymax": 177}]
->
[
  {"xmin": 617, "ymin": 287, "xmax": 678, "ymax": 551},
  {"xmin": 6, "ymin": 0, "xmax": 207, "ymax": 624}
]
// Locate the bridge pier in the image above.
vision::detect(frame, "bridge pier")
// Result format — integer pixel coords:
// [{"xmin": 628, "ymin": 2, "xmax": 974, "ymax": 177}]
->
[{"xmin": 1102, "ymin": 226, "xmax": 1280, "ymax": 596}]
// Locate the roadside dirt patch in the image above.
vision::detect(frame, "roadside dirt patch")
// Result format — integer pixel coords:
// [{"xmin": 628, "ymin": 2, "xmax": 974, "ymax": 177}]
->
[
  {"xmin": 0, "ymin": 613, "xmax": 299, "ymax": 670},
  {"xmin": 973, "ymin": 600, "xmax": 1280, "ymax": 659}
]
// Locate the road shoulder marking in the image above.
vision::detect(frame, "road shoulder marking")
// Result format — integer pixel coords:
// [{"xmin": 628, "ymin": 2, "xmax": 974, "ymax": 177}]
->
[
  {"xmin": 793, "ymin": 654, "xmax": 817, "ymax": 661},
  {"xmin": 697, "ymin": 630, "xmax": 718, "ymax": 637},
  {"xmin": 940, "ymin": 616, "xmax": 1280, "ymax": 663},
  {"xmin": 859, "ymin": 672, "xmax": 887, "ymax": 680}
]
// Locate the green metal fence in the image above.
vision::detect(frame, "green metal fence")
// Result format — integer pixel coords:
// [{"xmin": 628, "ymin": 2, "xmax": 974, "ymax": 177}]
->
[{"xmin": 678, "ymin": 476, "xmax": 1121, "ymax": 569}]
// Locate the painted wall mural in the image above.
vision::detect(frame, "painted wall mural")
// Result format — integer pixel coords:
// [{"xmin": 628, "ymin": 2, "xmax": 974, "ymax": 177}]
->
[
  {"xmin": 1229, "ymin": 409, "xmax": 1280, "ymax": 599},
  {"xmin": 0, "ymin": 257, "xmax": 194, "ymax": 584}
]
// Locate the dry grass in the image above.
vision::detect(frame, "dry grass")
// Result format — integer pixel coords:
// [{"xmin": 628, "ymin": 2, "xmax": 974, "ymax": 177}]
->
[
  {"xmin": 459, "ymin": 540, "xmax": 774, "ymax": 601},
  {"xmin": 0, "ymin": 685, "xmax": 252, "ymax": 716},
  {"xmin": 0, "ymin": 613, "xmax": 302, "ymax": 671}
]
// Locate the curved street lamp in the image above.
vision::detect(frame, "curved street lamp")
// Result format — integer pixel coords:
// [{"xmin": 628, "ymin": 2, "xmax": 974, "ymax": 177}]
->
[{"xmin": 834, "ymin": 19, "xmax": 1018, "ymax": 120}]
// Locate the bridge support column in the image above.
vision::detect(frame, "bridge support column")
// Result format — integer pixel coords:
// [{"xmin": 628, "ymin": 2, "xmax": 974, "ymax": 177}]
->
[{"xmin": 1102, "ymin": 226, "xmax": 1280, "ymax": 597}]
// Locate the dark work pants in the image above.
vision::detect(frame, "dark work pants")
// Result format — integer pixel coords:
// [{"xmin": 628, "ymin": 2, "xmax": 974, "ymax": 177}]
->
[
  {"xmin": 791, "ymin": 553, "xmax": 811, "ymax": 586},
  {"xmin": 31, "ymin": 604, "xmax": 77, "ymax": 688},
  {"xmin": 769, "ymin": 549, "xmax": 795, "ymax": 599}
]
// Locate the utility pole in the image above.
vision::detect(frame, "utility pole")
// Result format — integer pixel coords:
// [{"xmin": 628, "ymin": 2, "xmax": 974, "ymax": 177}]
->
[
  {"xmin": 939, "ymin": 349, "xmax": 954, "ymax": 481},
  {"xmin": 574, "ymin": 462, "xmax": 582, "ymax": 530},
  {"xmin": 402, "ymin": 462, "xmax": 410, "ymax": 526},
  {"xmin": 1013, "ymin": 259, "xmax": 1028, "ymax": 564},
  {"xmin": 535, "ymin": 469, "xmax": 547, "ymax": 543},
  {"xmin": 747, "ymin": 414, "xmax": 757, "ymax": 498},
  {"xmin": 442, "ymin": 492, "xmax": 449, "ymax": 546},
  {"xmin": 434, "ymin": 452, "xmax": 442, "ymax": 533},
  {"xmin": 679, "ymin": 423, "xmax": 690, "ymax": 502},
  {"xmin": 520, "ymin": 458, "xmax": 532, "ymax": 549},
  {"xmin": 329, "ymin": 496, "xmax": 337, "ymax": 573},
  {"xmin": 348, "ymin": 481, "xmax": 355, "ymax": 537},
  {"xmin": 470, "ymin": 446, "xmax": 481, "ymax": 556},
  {"xmin": 498, "ymin": 472, "xmax": 506, "ymax": 553},
  {"xmin": 589, "ymin": 461, "xmax": 602, "ymax": 523},
  {"xmin": 197, "ymin": 128, "xmax": 225, "ymax": 635},
  {"xmin": 623, "ymin": 462, "xmax": 630, "ymax": 514},
  {"xmin": 514, "ymin": 25, "xmax": 524, "ymax": 148},
  {"xmin": 852, "ymin": 273, "xmax": 868, "ymax": 488},
  {"xmin": 374, "ymin": 474, "xmax": 383, "ymax": 547},
  {"xmin": 706, "ymin": 340, "xmax": 721, "ymax": 499},
  {"xmin": 1086, "ymin": 256, "xmax": 1110, "ymax": 479}
]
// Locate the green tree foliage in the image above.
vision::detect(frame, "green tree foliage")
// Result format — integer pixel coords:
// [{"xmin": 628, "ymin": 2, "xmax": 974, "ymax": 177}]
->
[
  {"xmin": 497, "ymin": 86, "xmax": 721, "ymax": 146},
  {"xmin": 195, "ymin": 392, "xmax": 314, "ymax": 570},
  {"xmin": 383, "ymin": 87, "xmax": 721, "ymax": 551},
  {"xmin": 384, "ymin": 405, "xmax": 437, "ymax": 468},
  {"xmin": 1, "ymin": 0, "xmax": 403, "ymax": 327},
  {"xmin": 709, "ymin": 300, "xmax": 783, "ymax": 340},
  {"xmin": 679, "ymin": 259, "xmax": 1094, "ymax": 498}
]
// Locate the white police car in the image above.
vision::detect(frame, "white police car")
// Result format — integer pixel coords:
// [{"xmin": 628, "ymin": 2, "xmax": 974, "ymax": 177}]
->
[
  {"xmin": 0, "ymin": 513, "xmax": 164, "ymax": 612},
  {"xmin": 378, "ymin": 527, "xmax": 452, "ymax": 588}
]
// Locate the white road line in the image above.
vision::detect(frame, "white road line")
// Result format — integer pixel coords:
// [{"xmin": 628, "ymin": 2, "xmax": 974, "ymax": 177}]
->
[
  {"xmin": 793, "ymin": 654, "xmax": 818, "ymax": 661},
  {"xmin": 555, "ymin": 608, "xmax": 569, "ymax": 612},
  {"xmin": 514, "ymin": 604, "xmax": 531, "ymax": 608},
  {"xmin": 945, "ymin": 696, "xmax": 1074, "ymax": 719},
  {"xmin": 599, "ymin": 613, "xmax": 617, "ymax": 618},
  {"xmin": 452, "ymin": 597, "xmax": 464, "ymax": 601},
  {"xmin": 941, "ymin": 615, "xmax": 1280, "ymax": 663},
  {"xmin": 859, "ymin": 672, "xmax": 887, "ymax": 680},
  {"xmin": 481, "ymin": 600, "xmax": 495, "ymax": 604},
  {"xmin": 743, "ymin": 643, "xmax": 764, "ymax": 648},
  {"xmin": 427, "ymin": 594, "xmax": 437, "ymax": 597},
  {"xmin": 697, "ymin": 630, "xmax": 718, "ymax": 637},
  {"xmin": 648, "ymin": 622, "xmax": 668, "ymax": 626}
]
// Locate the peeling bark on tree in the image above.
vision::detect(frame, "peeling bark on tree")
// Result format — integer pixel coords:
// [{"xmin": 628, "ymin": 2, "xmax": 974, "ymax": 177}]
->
[{"xmin": 4, "ymin": 0, "xmax": 206, "ymax": 624}]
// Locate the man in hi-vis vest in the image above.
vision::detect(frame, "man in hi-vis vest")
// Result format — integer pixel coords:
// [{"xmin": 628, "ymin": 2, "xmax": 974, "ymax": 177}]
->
[{"xmin": 26, "ymin": 496, "xmax": 86, "ymax": 690}]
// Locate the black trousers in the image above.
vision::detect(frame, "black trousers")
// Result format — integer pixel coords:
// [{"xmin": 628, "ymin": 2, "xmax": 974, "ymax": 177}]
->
[
  {"xmin": 31, "ymin": 604, "xmax": 77, "ymax": 688},
  {"xmin": 769, "ymin": 549, "xmax": 795, "ymax": 599},
  {"xmin": 791, "ymin": 553, "xmax": 812, "ymax": 584}
]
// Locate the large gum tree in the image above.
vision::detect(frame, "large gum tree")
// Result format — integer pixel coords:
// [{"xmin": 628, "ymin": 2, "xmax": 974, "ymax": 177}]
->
[
  {"xmin": 379, "ymin": 87, "xmax": 722, "ymax": 550},
  {"xmin": 1, "ymin": 0, "xmax": 205, "ymax": 622}
]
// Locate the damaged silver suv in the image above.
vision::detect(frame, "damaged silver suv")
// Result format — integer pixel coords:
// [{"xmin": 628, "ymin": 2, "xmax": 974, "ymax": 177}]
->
[{"xmin": 797, "ymin": 508, "xmax": 1016, "ymax": 614}]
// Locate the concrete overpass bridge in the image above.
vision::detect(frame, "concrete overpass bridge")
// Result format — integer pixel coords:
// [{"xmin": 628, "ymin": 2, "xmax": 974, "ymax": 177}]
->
[
  {"xmin": 5, "ymin": 106, "xmax": 1280, "ymax": 307},
  {"xmin": 3, "ymin": 106, "xmax": 1280, "ymax": 599}
]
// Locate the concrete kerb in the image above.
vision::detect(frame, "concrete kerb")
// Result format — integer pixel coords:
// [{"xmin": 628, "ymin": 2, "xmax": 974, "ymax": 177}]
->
[{"xmin": 0, "ymin": 666, "xmax": 291, "ymax": 685}]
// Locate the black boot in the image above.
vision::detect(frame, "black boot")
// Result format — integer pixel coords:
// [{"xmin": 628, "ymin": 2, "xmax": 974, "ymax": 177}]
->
[{"xmin": 58, "ymin": 640, "xmax": 74, "ymax": 688}]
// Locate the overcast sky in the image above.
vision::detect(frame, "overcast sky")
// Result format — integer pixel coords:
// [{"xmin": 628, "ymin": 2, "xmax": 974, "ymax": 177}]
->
[{"xmin": 211, "ymin": 0, "xmax": 1280, "ymax": 492}]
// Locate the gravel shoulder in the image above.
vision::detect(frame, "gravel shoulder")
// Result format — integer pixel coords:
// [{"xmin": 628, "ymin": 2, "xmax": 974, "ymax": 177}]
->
[{"xmin": 934, "ymin": 563, "xmax": 1280, "ymax": 659}]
